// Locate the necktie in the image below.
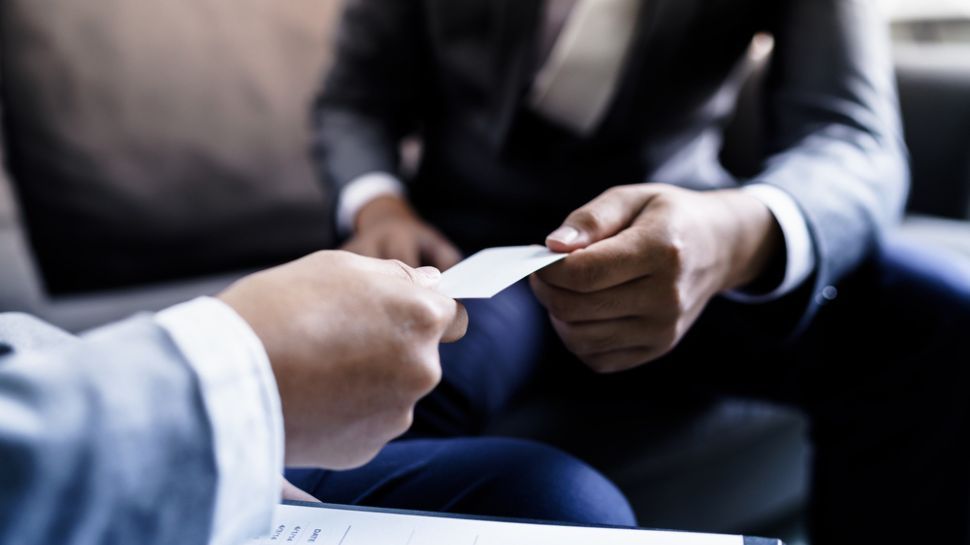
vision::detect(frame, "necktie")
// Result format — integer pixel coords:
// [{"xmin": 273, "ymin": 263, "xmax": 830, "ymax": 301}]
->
[{"xmin": 531, "ymin": 0, "xmax": 643, "ymax": 135}]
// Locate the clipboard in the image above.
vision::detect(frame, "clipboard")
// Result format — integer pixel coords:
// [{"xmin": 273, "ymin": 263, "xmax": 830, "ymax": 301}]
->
[{"xmin": 247, "ymin": 501, "xmax": 783, "ymax": 545}]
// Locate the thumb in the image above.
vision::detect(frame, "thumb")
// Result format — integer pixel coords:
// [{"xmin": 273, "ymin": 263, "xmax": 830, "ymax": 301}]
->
[
  {"xmin": 411, "ymin": 266, "xmax": 443, "ymax": 289},
  {"xmin": 546, "ymin": 186, "xmax": 653, "ymax": 253},
  {"xmin": 379, "ymin": 258, "xmax": 443, "ymax": 289}
]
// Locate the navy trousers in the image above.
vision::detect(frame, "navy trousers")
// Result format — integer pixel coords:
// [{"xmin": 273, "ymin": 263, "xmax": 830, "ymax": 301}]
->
[{"xmin": 286, "ymin": 437, "xmax": 636, "ymax": 526}]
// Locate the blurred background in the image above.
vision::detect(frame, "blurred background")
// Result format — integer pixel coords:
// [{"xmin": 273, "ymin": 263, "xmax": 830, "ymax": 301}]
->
[
  {"xmin": 0, "ymin": 1, "xmax": 967, "ymax": 544},
  {"xmin": 885, "ymin": 0, "xmax": 970, "ymax": 42}
]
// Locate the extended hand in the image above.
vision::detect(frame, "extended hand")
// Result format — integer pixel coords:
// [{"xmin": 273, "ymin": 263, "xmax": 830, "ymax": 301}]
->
[
  {"xmin": 219, "ymin": 251, "xmax": 468, "ymax": 469},
  {"xmin": 531, "ymin": 184, "xmax": 781, "ymax": 373},
  {"xmin": 343, "ymin": 196, "xmax": 463, "ymax": 270}
]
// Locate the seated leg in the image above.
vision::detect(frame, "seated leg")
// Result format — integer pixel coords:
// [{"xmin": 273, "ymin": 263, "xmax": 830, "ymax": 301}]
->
[
  {"xmin": 409, "ymin": 281, "xmax": 548, "ymax": 437},
  {"xmin": 799, "ymin": 239, "xmax": 970, "ymax": 543},
  {"xmin": 285, "ymin": 437, "xmax": 636, "ymax": 527}
]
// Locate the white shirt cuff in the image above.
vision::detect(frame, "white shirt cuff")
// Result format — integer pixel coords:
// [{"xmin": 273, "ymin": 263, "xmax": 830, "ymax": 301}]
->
[
  {"xmin": 336, "ymin": 172, "xmax": 407, "ymax": 236},
  {"xmin": 725, "ymin": 184, "xmax": 817, "ymax": 304},
  {"xmin": 155, "ymin": 297, "xmax": 284, "ymax": 545}
]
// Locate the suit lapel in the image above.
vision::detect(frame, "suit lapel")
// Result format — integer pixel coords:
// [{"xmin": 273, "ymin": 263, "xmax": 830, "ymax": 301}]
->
[
  {"xmin": 487, "ymin": 0, "xmax": 693, "ymax": 142},
  {"xmin": 490, "ymin": 0, "xmax": 666, "ymax": 144}
]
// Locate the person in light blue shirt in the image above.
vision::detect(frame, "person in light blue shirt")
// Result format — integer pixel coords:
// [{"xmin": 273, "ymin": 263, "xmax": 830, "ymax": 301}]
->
[{"xmin": 0, "ymin": 251, "xmax": 635, "ymax": 545}]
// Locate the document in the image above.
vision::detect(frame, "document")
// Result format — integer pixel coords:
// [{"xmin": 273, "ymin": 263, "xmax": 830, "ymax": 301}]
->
[
  {"xmin": 248, "ymin": 503, "xmax": 765, "ymax": 545},
  {"xmin": 438, "ymin": 245, "xmax": 568, "ymax": 299}
]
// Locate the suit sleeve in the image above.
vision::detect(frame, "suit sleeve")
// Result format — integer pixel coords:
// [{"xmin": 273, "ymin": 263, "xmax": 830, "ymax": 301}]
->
[
  {"xmin": 313, "ymin": 0, "xmax": 427, "ymax": 194},
  {"xmin": 757, "ymin": 0, "xmax": 909, "ymax": 293},
  {"xmin": 0, "ymin": 312, "xmax": 273, "ymax": 545}
]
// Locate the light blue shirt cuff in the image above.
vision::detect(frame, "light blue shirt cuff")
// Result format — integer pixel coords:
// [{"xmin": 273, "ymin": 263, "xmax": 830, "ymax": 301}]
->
[
  {"xmin": 725, "ymin": 184, "xmax": 817, "ymax": 304},
  {"xmin": 156, "ymin": 297, "xmax": 284, "ymax": 545}
]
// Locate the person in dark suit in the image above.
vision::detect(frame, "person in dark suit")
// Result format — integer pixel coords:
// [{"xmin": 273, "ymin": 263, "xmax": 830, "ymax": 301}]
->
[{"xmin": 313, "ymin": 0, "xmax": 970, "ymax": 542}]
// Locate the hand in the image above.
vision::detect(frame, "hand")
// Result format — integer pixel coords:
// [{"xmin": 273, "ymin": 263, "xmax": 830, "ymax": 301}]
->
[
  {"xmin": 343, "ymin": 196, "xmax": 463, "ymax": 270},
  {"xmin": 531, "ymin": 184, "xmax": 781, "ymax": 374},
  {"xmin": 219, "ymin": 251, "xmax": 468, "ymax": 469}
]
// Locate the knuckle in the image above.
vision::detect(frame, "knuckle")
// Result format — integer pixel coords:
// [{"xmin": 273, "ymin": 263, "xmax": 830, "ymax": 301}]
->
[
  {"xmin": 401, "ymin": 352, "xmax": 442, "ymax": 395},
  {"xmin": 607, "ymin": 184, "xmax": 638, "ymax": 200},
  {"xmin": 656, "ymin": 325, "xmax": 680, "ymax": 351},
  {"xmin": 389, "ymin": 408, "xmax": 415, "ymax": 438},
  {"xmin": 658, "ymin": 237, "xmax": 685, "ymax": 273},
  {"xmin": 416, "ymin": 358, "xmax": 443, "ymax": 393},
  {"xmin": 409, "ymin": 298, "xmax": 448, "ymax": 334},
  {"xmin": 571, "ymin": 208, "xmax": 607, "ymax": 234},
  {"xmin": 385, "ymin": 258, "xmax": 421, "ymax": 284}
]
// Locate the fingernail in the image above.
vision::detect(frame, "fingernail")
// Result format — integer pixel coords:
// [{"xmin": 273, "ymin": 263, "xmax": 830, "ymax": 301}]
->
[
  {"xmin": 547, "ymin": 226, "xmax": 580, "ymax": 245},
  {"xmin": 417, "ymin": 267, "xmax": 441, "ymax": 281}
]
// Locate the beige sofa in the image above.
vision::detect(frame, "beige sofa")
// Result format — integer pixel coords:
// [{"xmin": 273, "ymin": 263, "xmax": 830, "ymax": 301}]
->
[
  {"xmin": 2, "ymin": 0, "xmax": 968, "ymax": 535},
  {"xmin": 0, "ymin": 0, "xmax": 343, "ymax": 329}
]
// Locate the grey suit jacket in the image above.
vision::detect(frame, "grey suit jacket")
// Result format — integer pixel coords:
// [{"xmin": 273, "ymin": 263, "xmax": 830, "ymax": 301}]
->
[
  {"xmin": 0, "ymin": 313, "xmax": 217, "ymax": 545},
  {"xmin": 315, "ymin": 0, "xmax": 908, "ymax": 332}
]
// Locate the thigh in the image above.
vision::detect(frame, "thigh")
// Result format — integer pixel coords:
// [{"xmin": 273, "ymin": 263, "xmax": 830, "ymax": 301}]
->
[
  {"xmin": 782, "ymin": 238, "xmax": 970, "ymax": 408},
  {"xmin": 285, "ymin": 438, "xmax": 636, "ymax": 527},
  {"xmin": 409, "ymin": 281, "xmax": 549, "ymax": 437},
  {"xmin": 779, "ymin": 239, "xmax": 970, "ymax": 541}
]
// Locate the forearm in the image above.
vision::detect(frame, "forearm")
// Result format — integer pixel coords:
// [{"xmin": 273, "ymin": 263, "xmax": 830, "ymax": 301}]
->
[
  {"xmin": 763, "ymin": 0, "xmax": 909, "ymax": 285},
  {"xmin": 755, "ymin": 130, "xmax": 907, "ymax": 283}
]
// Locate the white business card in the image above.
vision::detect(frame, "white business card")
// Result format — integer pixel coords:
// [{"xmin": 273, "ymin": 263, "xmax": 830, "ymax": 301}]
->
[{"xmin": 437, "ymin": 245, "xmax": 568, "ymax": 299}]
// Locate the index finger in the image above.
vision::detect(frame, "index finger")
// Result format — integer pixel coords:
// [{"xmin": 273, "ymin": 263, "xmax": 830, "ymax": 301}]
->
[{"xmin": 537, "ymin": 227, "xmax": 655, "ymax": 293}]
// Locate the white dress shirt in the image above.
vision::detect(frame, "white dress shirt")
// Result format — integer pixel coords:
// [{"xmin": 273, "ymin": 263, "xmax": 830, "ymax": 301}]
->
[
  {"xmin": 156, "ymin": 297, "xmax": 284, "ymax": 545},
  {"xmin": 336, "ymin": 0, "xmax": 816, "ymax": 300}
]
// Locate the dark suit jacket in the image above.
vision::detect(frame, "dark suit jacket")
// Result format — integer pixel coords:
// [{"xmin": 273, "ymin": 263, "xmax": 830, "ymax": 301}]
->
[{"xmin": 315, "ymin": 0, "xmax": 908, "ymax": 328}]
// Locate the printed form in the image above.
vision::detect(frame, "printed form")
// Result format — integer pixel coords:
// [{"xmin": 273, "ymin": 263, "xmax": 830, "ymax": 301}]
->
[{"xmin": 249, "ymin": 503, "xmax": 746, "ymax": 545}]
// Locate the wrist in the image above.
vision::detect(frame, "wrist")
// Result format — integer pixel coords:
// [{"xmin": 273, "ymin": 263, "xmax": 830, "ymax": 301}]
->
[
  {"xmin": 355, "ymin": 195, "xmax": 417, "ymax": 232},
  {"xmin": 715, "ymin": 190, "xmax": 784, "ymax": 292}
]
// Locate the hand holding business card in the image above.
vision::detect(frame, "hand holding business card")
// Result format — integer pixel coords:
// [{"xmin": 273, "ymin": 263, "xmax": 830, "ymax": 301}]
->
[{"xmin": 437, "ymin": 245, "xmax": 567, "ymax": 299}]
